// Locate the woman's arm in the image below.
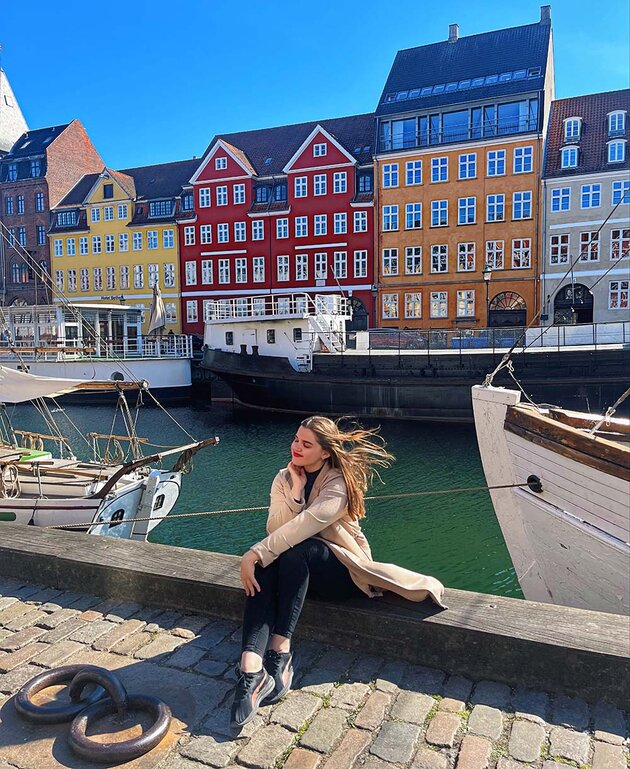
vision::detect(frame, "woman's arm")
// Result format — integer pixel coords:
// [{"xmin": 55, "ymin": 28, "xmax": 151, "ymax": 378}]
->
[
  {"xmin": 266, "ymin": 468, "xmax": 306, "ymax": 534},
  {"xmin": 252, "ymin": 474, "xmax": 348, "ymax": 567}
]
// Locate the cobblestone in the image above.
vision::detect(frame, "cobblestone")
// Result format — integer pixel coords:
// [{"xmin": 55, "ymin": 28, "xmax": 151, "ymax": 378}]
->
[
  {"xmin": 237, "ymin": 724, "xmax": 295, "ymax": 769},
  {"xmin": 330, "ymin": 681, "xmax": 370, "ymax": 710},
  {"xmin": 300, "ymin": 708, "xmax": 349, "ymax": 753},
  {"xmin": 92, "ymin": 618, "xmax": 146, "ymax": 651},
  {"xmin": 35, "ymin": 607, "xmax": 80, "ymax": 630},
  {"xmin": 471, "ymin": 680, "xmax": 511, "ymax": 708},
  {"xmin": 389, "ymin": 690, "xmax": 434, "ymax": 724},
  {"xmin": 181, "ymin": 735, "xmax": 240, "ymax": 767},
  {"xmin": 593, "ymin": 700, "xmax": 627, "ymax": 744},
  {"xmin": 592, "ymin": 741, "xmax": 626, "ymax": 769},
  {"xmin": 551, "ymin": 694, "xmax": 590, "ymax": 729},
  {"xmin": 405, "ymin": 665, "xmax": 445, "ymax": 695},
  {"xmin": 68, "ymin": 619, "xmax": 114, "ymax": 644},
  {"xmin": 456, "ymin": 734, "xmax": 491, "ymax": 769},
  {"xmin": 0, "ymin": 642, "xmax": 47, "ymax": 672},
  {"xmin": 549, "ymin": 725, "xmax": 590, "ymax": 764},
  {"xmin": 512, "ymin": 689, "xmax": 550, "ymax": 724},
  {"xmin": 375, "ymin": 659, "xmax": 407, "ymax": 693},
  {"xmin": 0, "ymin": 662, "xmax": 41, "ymax": 694},
  {"xmin": 271, "ymin": 691, "xmax": 322, "ymax": 732},
  {"xmin": 508, "ymin": 720, "xmax": 546, "ymax": 763},
  {"xmin": 412, "ymin": 748, "xmax": 450, "ymax": 769},
  {"xmin": 425, "ymin": 712, "xmax": 461, "ymax": 747},
  {"xmin": 283, "ymin": 748, "xmax": 321, "ymax": 769},
  {"xmin": 324, "ymin": 728, "xmax": 371, "ymax": 769},
  {"xmin": 4, "ymin": 608, "xmax": 48, "ymax": 631},
  {"xmin": 164, "ymin": 643, "xmax": 208, "ymax": 669},
  {"xmin": 30, "ymin": 639, "xmax": 84, "ymax": 668},
  {"xmin": 468, "ymin": 704, "xmax": 504, "ymax": 740},
  {"xmin": 443, "ymin": 674, "xmax": 474, "ymax": 702},
  {"xmin": 370, "ymin": 720, "xmax": 421, "ymax": 764},
  {"xmin": 354, "ymin": 690, "xmax": 391, "ymax": 731},
  {"xmin": 195, "ymin": 658, "xmax": 230, "ymax": 678},
  {"xmin": 0, "ymin": 625, "xmax": 46, "ymax": 651},
  {"xmin": 438, "ymin": 697, "xmax": 465, "ymax": 712},
  {"xmin": 39, "ymin": 616, "xmax": 86, "ymax": 644},
  {"xmin": 133, "ymin": 632, "xmax": 185, "ymax": 660}
]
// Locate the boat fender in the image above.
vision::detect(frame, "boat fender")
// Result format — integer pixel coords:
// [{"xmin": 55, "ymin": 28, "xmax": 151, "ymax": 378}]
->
[{"xmin": 526, "ymin": 474, "xmax": 543, "ymax": 493}]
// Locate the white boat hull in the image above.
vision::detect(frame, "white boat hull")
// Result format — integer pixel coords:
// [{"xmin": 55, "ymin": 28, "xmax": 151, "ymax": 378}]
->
[{"xmin": 472, "ymin": 385, "xmax": 629, "ymax": 615}]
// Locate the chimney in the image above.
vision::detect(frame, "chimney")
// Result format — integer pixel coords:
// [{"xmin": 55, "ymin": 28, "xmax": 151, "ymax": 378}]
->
[
  {"xmin": 448, "ymin": 23, "xmax": 459, "ymax": 43},
  {"xmin": 540, "ymin": 5, "xmax": 551, "ymax": 23}
]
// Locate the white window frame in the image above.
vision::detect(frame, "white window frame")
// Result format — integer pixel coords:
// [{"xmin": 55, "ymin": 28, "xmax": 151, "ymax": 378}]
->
[
  {"xmin": 512, "ymin": 191, "xmax": 532, "ymax": 220},
  {"xmin": 611, "ymin": 229, "xmax": 630, "ymax": 260},
  {"xmin": 314, "ymin": 174, "xmax": 327, "ymax": 196},
  {"xmin": 253, "ymin": 256, "xmax": 265, "ymax": 283},
  {"xmin": 487, "ymin": 150, "xmax": 506, "ymax": 177},
  {"xmin": 456, "ymin": 290, "xmax": 475, "ymax": 318},
  {"xmin": 295, "ymin": 217, "xmax": 308, "ymax": 238},
  {"xmin": 513, "ymin": 146, "xmax": 533, "ymax": 174},
  {"xmin": 458, "ymin": 153, "xmax": 476, "ymax": 180},
  {"xmin": 234, "ymin": 222, "xmax": 246, "ymax": 242},
  {"xmin": 486, "ymin": 194, "xmax": 505, "ymax": 222},
  {"xmin": 215, "ymin": 157, "xmax": 228, "ymax": 170},
  {"xmin": 334, "ymin": 212, "xmax": 347, "ymax": 234},
  {"xmin": 431, "ymin": 200, "xmax": 448, "ymax": 227},
  {"xmin": 383, "ymin": 163, "xmax": 399, "ymax": 188},
  {"xmin": 185, "ymin": 261, "xmax": 198, "ymax": 286},
  {"xmin": 218, "ymin": 259, "xmax": 230, "ymax": 284},
  {"xmin": 294, "ymin": 177, "xmax": 307, "ymax": 198},
  {"xmin": 184, "ymin": 225, "xmax": 196, "ymax": 246},
  {"xmin": 277, "ymin": 255, "xmax": 290, "ymax": 282},
  {"xmin": 404, "ymin": 292, "xmax": 422, "ymax": 319},
  {"xmin": 235, "ymin": 257, "xmax": 247, "ymax": 283},
  {"xmin": 608, "ymin": 280, "xmax": 629, "ymax": 310},
  {"xmin": 430, "ymin": 245, "xmax": 448, "ymax": 273},
  {"xmin": 314, "ymin": 214, "xmax": 327, "ymax": 236},
  {"xmin": 551, "ymin": 187, "xmax": 570, "ymax": 212},
  {"xmin": 133, "ymin": 232, "xmax": 143, "ymax": 251},
  {"xmin": 382, "ymin": 205, "xmax": 398, "ymax": 231},
  {"xmin": 457, "ymin": 197, "xmax": 476, "ymax": 225},
  {"xmin": 216, "ymin": 186, "xmax": 228, "ymax": 206},
  {"xmin": 512, "ymin": 238, "xmax": 532, "ymax": 269},
  {"xmin": 252, "ymin": 220, "xmax": 264, "ymax": 241},
  {"xmin": 612, "ymin": 180, "xmax": 630, "ymax": 205},
  {"xmin": 201, "ymin": 259, "xmax": 213, "ymax": 284},
  {"xmin": 485, "ymin": 240, "xmax": 504, "ymax": 270},
  {"xmin": 354, "ymin": 250, "xmax": 368, "ymax": 278},
  {"xmin": 233, "ymin": 183, "xmax": 246, "ymax": 205},
  {"xmin": 382, "ymin": 293, "xmax": 399, "ymax": 320},
  {"xmin": 550, "ymin": 233, "xmax": 570, "ymax": 265},
  {"xmin": 295, "ymin": 253, "xmax": 308, "ymax": 281},
  {"xmin": 199, "ymin": 188, "xmax": 211, "ymax": 207},
  {"xmin": 354, "ymin": 210, "xmax": 368, "ymax": 233},
  {"xmin": 218, "ymin": 223, "xmax": 229, "ymax": 243},
  {"xmin": 405, "ymin": 246, "xmax": 422, "ymax": 275},
  {"xmin": 457, "ymin": 242, "xmax": 475, "ymax": 272},
  {"xmin": 105, "ymin": 234, "xmax": 115, "ymax": 253},
  {"xmin": 561, "ymin": 147, "xmax": 578, "ymax": 169},
  {"xmin": 333, "ymin": 251, "xmax": 347, "ymax": 279},
  {"xmin": 333, "ymin": 172, "xmax": 347, "ymax": 194},
  {"xmin": 430, "ymin": 291, "xmax": 448, "ymax": 318},
  {"xmin": 313, "ymin": 142, "xmax": 327, "ymax": 157},
  {"xmin": 564, "ymin": 117, "xmax": 581, "ymax": 140},
  {"xmin": 382, "ymin": 248, "xmax": 398, "ymax": 276},
  {"xmin": 581, "ymin": 184, "xmax": 601, "ymax": 209},
  {"xmin": 431, "ymin": 157, "xmax": 448, "ymax": 183},
  {"xmin": 579, "ymin": 231, "xmax": 599, "ymax": 262},
  {"xmin": 186, "ymin": 300, "xmax": 199, "ymax": 323},
  {"xmin": 276, "ymin": 218, "xmax": 289, "ymax": 239},
  {"xmin": 406, "ymin": 160, "xmax": 422, "ymax": 185},
  {"xmin": 405, "ymin": 203, "xmax": 422, "ymax": 230},
  {"xmin": 315, "ymin": 252, "xmax": 327, "ymax": 279},
  {"xmin": 119, "ymin": 266, "xmax": 130, "ymax": 289},
  {"xmin": 147, "ymin": 230, "xmax": 158, "ymax": 249},
  {"xmin": 607, "ymin": 140, "xmax": 626, "ymax": 164}
]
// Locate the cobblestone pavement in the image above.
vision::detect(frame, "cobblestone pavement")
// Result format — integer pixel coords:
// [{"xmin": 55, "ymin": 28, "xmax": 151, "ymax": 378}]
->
[{"xmin": 0, "ymin": 578, "xmax": 627, "ymax": 769}]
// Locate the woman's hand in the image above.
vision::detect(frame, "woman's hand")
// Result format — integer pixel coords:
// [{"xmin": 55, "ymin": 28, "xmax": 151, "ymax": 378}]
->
[
  {"xmin": 286, "ymin": 461, "xmax": 306, "ymax": 499},
  {"xmin": 240, "ymin": 550, "xmax": 261, "ymax": 596}
]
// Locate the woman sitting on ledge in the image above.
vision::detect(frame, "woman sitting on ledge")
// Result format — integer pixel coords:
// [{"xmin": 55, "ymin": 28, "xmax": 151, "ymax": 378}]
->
[{"xmin": 231, "ymin": 415, "xmax": 445, "ymax": 728}]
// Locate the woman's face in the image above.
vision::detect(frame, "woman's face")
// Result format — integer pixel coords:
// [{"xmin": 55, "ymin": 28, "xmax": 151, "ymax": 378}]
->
[{"xmin": 291, "ymin": 426, "xmax": 330, "ymax": 471}]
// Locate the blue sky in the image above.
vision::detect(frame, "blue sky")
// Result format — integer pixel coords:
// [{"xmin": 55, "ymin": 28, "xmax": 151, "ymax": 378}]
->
[{"xmin": 2, "ymin": 0, "xmax": 629, "ymax": 169}]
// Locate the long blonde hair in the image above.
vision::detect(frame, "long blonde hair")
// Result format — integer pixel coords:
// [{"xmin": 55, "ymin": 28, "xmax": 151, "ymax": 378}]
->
[{"xmin": 300, "ymin": 416, "xmax": 394, "ymax": 520}]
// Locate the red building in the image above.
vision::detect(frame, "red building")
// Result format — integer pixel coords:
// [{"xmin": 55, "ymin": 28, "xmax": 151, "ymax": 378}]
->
[{"xmin": 179, "ymin": 115, "xmax": 375, "ymax": 336}]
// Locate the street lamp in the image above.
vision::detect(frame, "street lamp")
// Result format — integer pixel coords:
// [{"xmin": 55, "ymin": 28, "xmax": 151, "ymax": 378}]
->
[{"xmin": 482, "ymin": 263, "xmax": 493, "ymax": 328}]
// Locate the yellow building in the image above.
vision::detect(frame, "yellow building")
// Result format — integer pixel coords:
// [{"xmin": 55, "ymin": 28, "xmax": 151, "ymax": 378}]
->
[{"xmin": 49, "ymin": 161, "xmax": 198, "ymax": 332}]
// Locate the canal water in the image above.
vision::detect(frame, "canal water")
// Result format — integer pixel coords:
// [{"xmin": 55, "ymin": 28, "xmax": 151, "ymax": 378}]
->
[{"xmin": 10, "ymin": 399, "xmax": 522, "ymax": 599}]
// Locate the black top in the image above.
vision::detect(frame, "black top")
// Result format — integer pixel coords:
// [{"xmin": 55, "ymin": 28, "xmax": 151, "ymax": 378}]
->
[{"xmin": 304, "ymin": 465, "xmax": 325, "ymax": 505}]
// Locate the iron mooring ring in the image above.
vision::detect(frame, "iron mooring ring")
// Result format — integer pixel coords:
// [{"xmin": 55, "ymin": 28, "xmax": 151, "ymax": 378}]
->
[{"xmin": 69, "ymin": 694, "xmax": 172, "ymax": 763}]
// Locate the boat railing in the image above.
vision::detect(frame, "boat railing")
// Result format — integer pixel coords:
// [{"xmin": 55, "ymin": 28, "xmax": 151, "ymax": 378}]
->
[
  {"xmin": 204, "ymin": 293, "xmax": 351, "ymax": 322},
  {"xmin": 0, "ymin": 335, "xmax": 193, "ymax": 360}
]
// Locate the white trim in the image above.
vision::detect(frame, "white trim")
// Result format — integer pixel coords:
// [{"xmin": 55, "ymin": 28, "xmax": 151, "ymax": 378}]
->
[
  {"xmin": 549, "ymin": 218, "xmax": 629, "ymax": 230},
  {"xmin": 182, "ymin": 284, "xmax": 372, "ymax": 299},
  {"xmin": 283, "ymin": 125, "xmax": 357, "ymax": 172},
  {"xmin": 200, "ymin": 249, "xmax": 248, "ymax": 255},
  {"xmin": 189, "ymin": 140, "xmax": 254, "ymax": 184},
  {"xmin": 247, "ymin": 209, "xmax": 291, "ymax": 219},
  {"xmin": 294, "ymin": 242, "xmax": 348, "ymax": 250},
  {"xmin": 544, "ymin": 169, "xmax": 630, "ymax": 183},
  {"xmin": 285, "ymin": 162, "xmax": 355, "ymax": 173},
  {"xmin": 541, "ymin": 267, "xmax": 630, "ymax": 279},
  {"xmin": 81, "ymin": 168, "xmax": 133, "ymax": 206},
  {"xmin": 350, "ymin": 201, "xmax": 374, "ymax": 208},
  {"xmin": 53, "ymin": 293, "xmax": 181, "ymax": 302},
  {"xmin": 192, "ymin": 175, "xmax": 250, "ymax": 185}
]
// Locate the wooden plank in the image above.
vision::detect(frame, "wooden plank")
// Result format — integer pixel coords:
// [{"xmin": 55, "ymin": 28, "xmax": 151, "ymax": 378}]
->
[{"xmin": 547, "ymin": 408, "xmax": 630, "ymax": 436}]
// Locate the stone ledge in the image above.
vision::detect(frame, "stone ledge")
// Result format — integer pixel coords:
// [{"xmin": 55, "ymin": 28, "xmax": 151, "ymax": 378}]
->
[{"xmin": 0, "ymin": 523, "xmax": 627, "ymax": 707}]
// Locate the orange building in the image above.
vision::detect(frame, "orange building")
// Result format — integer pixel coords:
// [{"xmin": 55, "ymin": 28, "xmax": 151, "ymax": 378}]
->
[{"xmin": 374, "ymin": 9, "xmax": 555, "ymax": 329}]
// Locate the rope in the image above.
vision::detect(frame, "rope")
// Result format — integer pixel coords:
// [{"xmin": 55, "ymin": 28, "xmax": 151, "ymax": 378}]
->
[
  {"xmin": 0, "ymin": 464, "xmax": 21, "ymax": 499},
  {"xmin": 45, "ymin": 481, "xmax": 534, "ymax": 530},
  {"xmin": 589, "ymin": 387, "xmax": 630, "ymax": 434}
]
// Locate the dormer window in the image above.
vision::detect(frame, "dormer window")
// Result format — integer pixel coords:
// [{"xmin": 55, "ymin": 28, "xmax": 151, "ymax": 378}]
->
[
  {"xmin": 215, "ymin": 157, "xmax": 228, "ymax": 170},
  {"xmin": 561, "ymin": 147, "xmax": 578, "ymax": 169},
  {"xmin": 7, "ymin": 163, "xmax": 17, "ymax": 181},
  {"xmin": 149, "ymin": 200, "xmax": 173, "ymax": 217},
  {"xmin": 56, "ymin": 210, "xmax": 77, "ymax": 227},
  {"xmin": 30, "ymin": 160, "xmax": 41, "ymax": 178},
  {"xmin": 358, "ymin": 173, "xmax": 373, "ymax": 193},
  {"xmin": 608, "ymin": 140, "xmax": 626, "ymax": 164},
  {"xmin": 273, "ymin": 183, "xmax": 287, "ymax": 202},
  {"xmin": 181, "ymin": 192, "xmax": 194, "ymax": 211},
  {"xmin": 608, "ymin": 111, "xmax": 626, "ymax": 136},
  {"xmin": 313, "ymin": 143, "xmax": 327, "ymax": 157},
  {"xmin": 564, "ymin": 117, "xmax": 581, "ymax": 142},
  {"xmin": 255, "ymin": 186, "xmax": 269, "ymax": 203}
]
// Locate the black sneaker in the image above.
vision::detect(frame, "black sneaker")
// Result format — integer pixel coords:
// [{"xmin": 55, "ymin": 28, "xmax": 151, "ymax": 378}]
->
[
  {"xmin": 230, "ymin": 667, "xmax": 275, "ymax": 729},
  {"xmin": 263, "ymin": 649, "xmax": 295, "ymax": 704}
]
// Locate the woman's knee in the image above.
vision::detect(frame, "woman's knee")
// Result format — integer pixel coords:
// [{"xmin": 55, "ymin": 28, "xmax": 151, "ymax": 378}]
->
[{"xmin": 277, "ymin": 540, "xmax": 314, "ymax": 568}]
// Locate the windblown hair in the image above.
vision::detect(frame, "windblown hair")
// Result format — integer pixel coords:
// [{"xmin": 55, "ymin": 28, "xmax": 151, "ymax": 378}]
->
[{"xmin": 300, "ymin": 416, "xmax": 394, "ymax": 521}]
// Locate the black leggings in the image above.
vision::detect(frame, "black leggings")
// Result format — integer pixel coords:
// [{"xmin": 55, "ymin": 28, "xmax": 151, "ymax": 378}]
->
[{"xmin": 241, "ymin": 538, "xmax": 363, "ymax": 657}]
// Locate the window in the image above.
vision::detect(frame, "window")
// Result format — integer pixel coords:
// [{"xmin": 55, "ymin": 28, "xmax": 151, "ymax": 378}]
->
[
  {"xmin": 431, "ymin": 157, "xmax": 448, "ymax": 182},
  {"xmin": 67, "ymin": 269, "xmax": 77, "ymax": 292},
  {"xmin": 118, "ymin": 204, "xmax": 128, "ymax": 219},
  {"xmin": 333, "ymin": 251, "xmax": 347, "ymax": 279},
  {"xmin": 147, "ymin": 230, "xmax": 158, "ymax": 249},
  {"xmin": 513, "ymin": 146, "xmax": 533, "ymax": 174},
  {"xmin": 7, "ymin": 228, "xmax": 15, "ymax": 246},
  {"xmin": 382, "ymin": 293, "xmax": 399, "ymax": 319},
  {"xmin": 333, "ymin": 172, "xmax": 347, "ymax": 194},
  {"xmin": 93, "ymin": 267, "xmax": 103, "ymax": 291},
  {"xmin": 216, "ymin": 259, "xmax": 229, "ymax": 284},
  {"xmin": 103, "ymin": 266, "xmax": 115, "ymax": 290},
  {"xmin": 216, "ymin": 186, "xmax": 228, "ymax": 206},
  {"xmin": 487, "ymin": 150, "xmax": 506, "ymax": 176},
  {"xmin": 382, "ymin": 203, "xmax": 399, "ymax": 231},
  {"xmin": 91, "ymin": 208, "xmax": 101, "ymax": 222},
  {"xmin": 431, "ymin": 200, "xmax": 448, "ymax": 227},
  {"xmin": 314, "ymin": 214, "xmax": 327, "ymax": 236},
  {"xmin": 551, "ymin": 187, "xmax": 570, "ymax": 212},
  {"xmin": 609, "ymin": 111, "xmax": 626, "ymax": 135},
  {"xmin": 405, "ymin": 246, "xmax": 422, "ymax": 274},
  {"xmin": 201, "ymin": 260, "xmax": 213, "ymax": 284},
  {"xmin": 458, "ymin": 153, "xmax": 477, "ymax": 180},
  {"xmin": 103, "ymin": 183, "xmax": 113, "ymax": 199},
  {"xmin": 235, "ymin": 258, "xmax": 247, "ymax": 283},
  {"xmin": 37, "ymin": 226, "xmax": 46, "ymax": 245},
  {"xmin": 163, "ymin": 262, "xmax": 175, "ymax": 287},
  {"xmin": 17, "ymin": 195, "xmax": 24, "ymax": 214},
  {"xmin": 277, "ymin": 255, "xmax": 290, "ymax": 281},
  {"xmin": 56, "ymin": 210, "xmax": 77, "ymax": 227},
  {"xmin": 354, "ymin": 250, "xmax": 368, "ymax": 278},
  {"xmin": 405, "ymin": 203, "xmax": 422, "ymax": 229},
  {"xmin": 295, "ymin": 254, "xmax": 308, "ymax": 281},
  {"xmin": 295, "ymin": 217, "xmax": 308, "ymax": 237},
  {"xmin": 215, "ymin": 156, "xmax": 228, "ymax": 170},
  {"xmin": 612, "ymin": 180, "xmax": 630, "ymax": 204},
  {"xmin": 234, "ymin": 222, "xmax": 246, "ymax": 242},
  {"xmin": 103, "ymin": 206, "xmax": 114, "ymax": 221},
  {"xmin": 314, "ymin": 175, "xmax": 327, "ymax": 196},
  {"xmin": 485, "ymin": 240, "xmax": 504, "ymax": 269},
  {"xmin": 233, "ymin": 184, "xmax": 246, "ymax": 205},
  {"xmin": 358, "ymin": 173, "xmax": 372, "ymax": 193},
  {"xmin": 564, "ymin": 117, "xmax": 581, "ymax": 140},
  {"xmin": 579, "ymin": 231, "xmax": 599, "ymax": 261},
  {"xmin": 4, "ymin": 196, "xmax": 13, "ymax": 215},
  {"xmin": 79, "ymin": 237, "xmax": 88, "ymax": 255},
  {"xmin": 218, "ymin": 223, "xmax": 229, "ymax": 243},
  {"xmin": 581, "ymin": 184, "xmax": 601, "ymax": 209},
  {"xmin": 53, "ymin": 239, "xmax": 63, "ymax": 257},
  {"xmin": 80, "ymin": 268, "xmax": 89, "ymax": 292},
  {"xmin": 267, "ymin": 329, "xmax": 276, "ymax": 344},
  {"xmin": 611, "ymin": 229, "xmax": 630, "ymax": 260},
  {"xmin": 252, "ymin": 257, "xmax": 264, "ymax": 283},
  {"xmin": 608, "ymin": 141, "xmax": 626, "ymax": 163},
  {"xmin": 550, "ymin": 234, "xmax": 569, "ymax": 265},
  {"xmin": 255, "ymin": 186, "xmax": 269, "ymax": 203},
  {"xmin": 313, "ymin": 143, "xmax": 327, "ymax": 157},
  {"xmin": 354, "ymin": 211, "xmax": 367, "ymax": 232},
  {"xmin": 315, "ymin": 252, "xmax": 327, "ymax": 279},
  {"xmin": 132, "ymin": 232, "xmax": 143, "ymax": 251},
  {"xmin": 252, "ymin": 220, "xmax": 264, "ymax": 241},
  {"xmin": 561, "ymin": 147, "xmax": 578, "ymax": 168},
  {"xmin": 430, "ymin": 291, "xmax": 448, "ymax": 318},
  {"xmin": 334, "ymin": 213, "xmax": 347, "ymax": 234},
  {"xmin": 457, "ymin": 242, "xmax": 475, "ymax": 272},
  {"xmin": 199, "ymin": 188, "xmax": 211, "ymax": 207},
  {"xmin": 17, "ymin": 227, "xmax": 26, "ymax": 246},
  {"xmin": 186, "ymin": 301, "xmax": 198, "ymax": 323},
  {"xmin": 512, "ymin": 238, "xmax": 531, "ymax": 268},
  {"xmin": 117, "ymin": 233, "xmax": 129, "ymax": 252},
  {"xmin": 382, "ymin": 248, "xmax": 398, "ymax": 276},
  {"xmin": 406, "ymin": 160, "xmax": 422, "ymax": 185},
  {"xmin": 185, "ymin": 261, "xmax": 197, "ymax": 285},
  {"xmin": 609, "ymin": 281, "xmax": 629, "ymax": 309},
  {"xmin": 383, "ymin": 164, "xmax": 399, "ymax": 188},
  {"xmin": 133, "ymin": 264, "xmax": 144, "ymax": 288},
  {"xmin": 430, "ymin": 245, "xmax": 448, "ymax": 273},
  {"xmin": 7, "ymin": 163, "xmax": 17, "ymax": 181},
  {"xmin": 458, "ymin": 197, "xmax": 476, "ymax": 225},
  {"xmin": 35, "ymin": 192, "xmax": 45, "ymax": 212},
  {"xmin": 512, "ymin": 191, "xmax": 532, "ymax": 219},
  {"xmin": 92, "ymin": 236, "xmax": 102, "ymax": 254},
  {"xmin": 294, "ymin": 177, "xmax": 307, "ymax": 198},
  {"xmin": 404, "ymin": 292, "xmax": 422, "ymax": 318},
  {"xmin": 457, "ymin": 290, "xmax": 475, "ymax": 317},
  {"xmin": 486, "ymin": 194, "xmax": 505, "ymax": 222},
  {"xmin": 55, "ymin": 270, "xmax": 64, "ymax": 292},
  {"xmin": 30, "ymin": 159, "xmax": 41, "ymax": 177},
  {"xmin": 275, "ymin": 218, "xmax": 289, "ymax": 239},
  {"xmin": 184, "ymin": 225, "xmax": 196, "ymax": 246},
  {"xmin": 120, "ymin": 266, "xmax": 130, "ymax": 289},
  {"xmin": 105, "ymin": 234, "xmax": 115, "ymax": 253}
]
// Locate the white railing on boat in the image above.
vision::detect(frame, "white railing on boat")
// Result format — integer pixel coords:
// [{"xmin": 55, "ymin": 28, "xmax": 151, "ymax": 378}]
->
[
  {"xmin": 204, "ymin": 293, "xmax": 351, "ymax": 322},
  {"xmin": 0, "ymin": 335, "xmax": 193, "ymax": 360}
]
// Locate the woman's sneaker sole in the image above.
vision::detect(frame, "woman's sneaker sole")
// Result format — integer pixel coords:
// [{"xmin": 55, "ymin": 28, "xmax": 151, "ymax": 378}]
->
[
  {"xmin": 263, "ymin": 655, "xmax": 296, "ymax": 705},
  {"xmin": 230, "ymin": 673, "xmax": 275, "ymax": 729}
]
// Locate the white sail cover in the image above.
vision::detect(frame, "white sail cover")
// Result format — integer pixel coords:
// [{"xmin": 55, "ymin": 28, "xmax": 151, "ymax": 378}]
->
[
  {"xmin": 147, "ymin": 282, "xmax": 166, "ymax": 335},
  {"xmin": 0, "ymin": 366, "xmax": 87, "ymax": 403}
]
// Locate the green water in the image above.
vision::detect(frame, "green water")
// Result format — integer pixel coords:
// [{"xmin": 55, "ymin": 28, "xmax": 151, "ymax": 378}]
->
[{"xmin": 8, "ymin": 399, "xmax": 522, "ymax": 599}]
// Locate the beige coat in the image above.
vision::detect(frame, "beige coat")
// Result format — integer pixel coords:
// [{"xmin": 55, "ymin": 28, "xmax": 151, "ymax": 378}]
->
[{"xmin": 250, "ymin": 463, "xmax": 446, "ymax": 608}]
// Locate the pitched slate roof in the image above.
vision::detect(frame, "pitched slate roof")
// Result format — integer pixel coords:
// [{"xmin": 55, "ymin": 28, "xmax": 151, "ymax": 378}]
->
[
  {"xmin": 376, "ymin": 21, "xmax": 551, "ymax": 117},
  {"xmin": 205, "ymin": 113, "xmax": 375, "ymax": 176},
  {"xmin": 543, "ymin": 89, "xmax": 630, "ymax": 179},
  {"xmin": 57, "ymin": 173, "xmax": 99, "ymax": 206},
  {"xmin": 3, "ymin": 123, "xmax": 69, "ymax": 159},
  {"xmin": 120, "ymin": 158, "xmax": 199, "ymax": 200}
]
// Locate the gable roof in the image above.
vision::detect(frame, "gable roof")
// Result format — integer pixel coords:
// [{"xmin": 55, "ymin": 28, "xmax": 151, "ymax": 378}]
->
[
  {"xmin": 544, "ymin": 89, "xmax": 630, "ymax": 179},
  {"xmin": 57, "ymin": 173, "xmax": 99, "ymax": 206},
  {"xmin": 203, "ymin": 113, "xmax": 375, "ymax": 176},
  {"xmin": 376, "ymin": 20, "xmax": 551, "ymax": 117},
  {"xmin": 120, "ymin": 158, "xmax": 200, "ymax": 199},
  {"xmin": 3, "ymin": 123, "xmax": 69, "ymax": 159}
]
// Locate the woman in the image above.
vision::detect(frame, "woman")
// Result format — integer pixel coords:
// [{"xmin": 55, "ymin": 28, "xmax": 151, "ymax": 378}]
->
[{"xmin": 231, "ymin": 416, "xmax": 445, "ymax": 728}]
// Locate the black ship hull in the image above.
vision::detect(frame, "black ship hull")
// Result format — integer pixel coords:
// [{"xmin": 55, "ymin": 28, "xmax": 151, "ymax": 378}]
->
[{"xmin": 202, "ymin": 347, "xmax": 630, "ymax": 422}]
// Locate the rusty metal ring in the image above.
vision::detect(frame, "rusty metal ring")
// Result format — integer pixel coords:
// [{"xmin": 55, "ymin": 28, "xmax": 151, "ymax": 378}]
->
[
  {"xmin": 68, "ymin": 694, "xmax": 172, "ymax": 763},
  {"xmin": 14, "ymin": 664, "xmax": 108, "ymax": 724}
]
